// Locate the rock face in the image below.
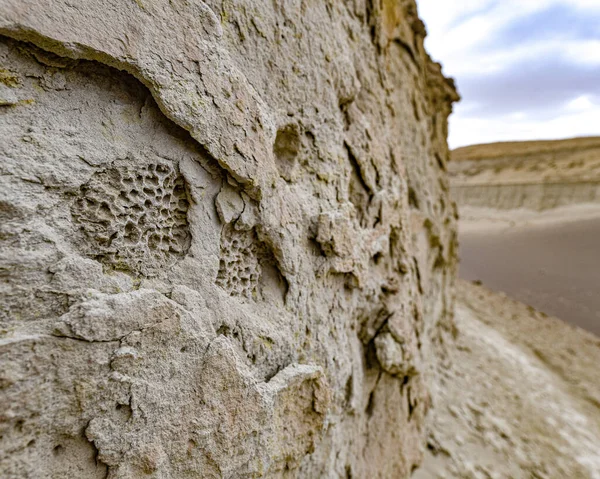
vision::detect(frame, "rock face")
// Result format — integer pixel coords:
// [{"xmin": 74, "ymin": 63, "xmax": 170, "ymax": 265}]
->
[
  {"xmin": 0, "ymin": 1, "xmax": 457, "ymax": 477},
  {"xmin": 449, "ymin": 137, "xmax": 600, "ymax": 211}
]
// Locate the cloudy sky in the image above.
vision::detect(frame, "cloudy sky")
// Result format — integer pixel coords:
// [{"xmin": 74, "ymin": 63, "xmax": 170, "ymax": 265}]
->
[{"xmin": 417, "ymin": 0, "xmax": 600, "ymax": 148}]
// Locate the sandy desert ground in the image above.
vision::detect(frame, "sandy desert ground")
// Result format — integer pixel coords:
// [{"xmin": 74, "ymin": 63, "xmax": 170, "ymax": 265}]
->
[
  {"xmin": 459, "ymin": 208, "xmax": 600, "ymax": 336},
  {"xmin": 451, "ymin": 137, "xmax": 600, "ymax": 336},
  {"xmin": 417, "ymin": 280, "xmax": 600, "ymax": 479}
]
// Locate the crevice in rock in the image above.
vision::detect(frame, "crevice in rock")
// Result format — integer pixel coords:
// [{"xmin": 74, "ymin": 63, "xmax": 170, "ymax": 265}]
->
[
  {"xmin": 345, "ymin": 141, "xmax": 373, "ymax": 197},
  {"xmin": 392, "ymin": 38, "xmax": 419, "ymax": 71},
  {"xmin": 365, "ymin": 371, "xmax": 382, "ymax": 418},
  {"xmin": 0, "ymin": 33, "xmax": 235, "ymax": 193},
  {"xmin": 408, "ymin": 186, "xmax": 420, "ymax": 209},
  {"xmin": 273, "ymin": 124, "xmax": 300, "ymax": 181},
  {"xmin": 84, "ymin": 423, "xmax": 109, "ymax": 479},
  {"xmin": 345, "ymin": 141, "xmax": 373, "ymax": 228}
]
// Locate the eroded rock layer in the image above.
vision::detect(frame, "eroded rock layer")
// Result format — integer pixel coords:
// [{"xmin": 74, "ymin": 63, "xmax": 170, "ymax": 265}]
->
[
  {"xmin": 450, "ymin": 137, "xmax": 600, "ymax": 211},
  {"xmin": 0, "ymin": 1, "xmax": 457, "ymax": 477}
]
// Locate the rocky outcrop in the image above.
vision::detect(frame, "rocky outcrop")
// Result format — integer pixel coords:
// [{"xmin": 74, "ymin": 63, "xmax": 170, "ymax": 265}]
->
[
  {"xmin": 449, "ymin": 137, "xmax": 600, "ymax": 211},
  {"xmin": 452, "ymin": 182, "xmax": 600, "ymax": 211},
  {"xmin": 0, "ymin": 1, "xmax": 457, "ymax": 478}
]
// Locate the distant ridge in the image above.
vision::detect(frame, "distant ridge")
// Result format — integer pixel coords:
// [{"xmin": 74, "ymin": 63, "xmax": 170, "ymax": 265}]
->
[
  {"xmin": 452, "ymin": 136, "xmax": 600, "ymax": 162},
  {"xmin": 448, "ymin": 136, "xmax": 600, "ymax": 209}
]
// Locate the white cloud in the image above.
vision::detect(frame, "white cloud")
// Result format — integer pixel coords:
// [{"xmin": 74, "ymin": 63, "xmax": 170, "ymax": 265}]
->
[
  {"xmin": 568, "ymin": 0, "xmax": 600, "ymax": 10},
  {"xmin": 420, "ymin": 0, "xmax": 549, "ymax": 56},
  {"xmin": 439, "ymin": 38, "xmax": 600, "ymax": 77},
  {"xmin": 421, "ymin": 0, "xmax": 600, "ymax": 76},
  {"xmin": 450, "ymin": 107, "xmax": 600, "ymax": 149},
  {"xmin": 565, "ymin": 40, "xmax": 600, "ymax": 65},
  {"xmin": 418, "ymin": 0, "xmax": 600, "ymax": 147},
  {"xmin": 567, "ymin": 95, "xmax": 594, "ymax": 111},
  {"xmin": 417, "ymin": 0, "xmax": 495, "ymax": 36}
]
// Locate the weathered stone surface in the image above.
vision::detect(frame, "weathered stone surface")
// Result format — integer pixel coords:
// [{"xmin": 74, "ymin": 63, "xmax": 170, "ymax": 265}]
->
[{"xmin": 0, "ymin": 1, "xmax": 457, "ymax": 477}]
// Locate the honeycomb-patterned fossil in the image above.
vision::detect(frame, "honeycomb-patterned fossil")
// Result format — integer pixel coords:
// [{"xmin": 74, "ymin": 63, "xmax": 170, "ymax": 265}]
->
[
  {"xmin": 216, "ymin": 223, "xmax": 288, "ymax": 301},
  {"xmin": 72, "ymin": 162, "xmax": 190, "ymax": 275},
  {"xmin": 216, "ymin": 226, "xmax": 262, "ymax": 298}
]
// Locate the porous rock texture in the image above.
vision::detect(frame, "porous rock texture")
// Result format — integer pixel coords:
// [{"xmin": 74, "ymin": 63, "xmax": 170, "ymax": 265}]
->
[{"xmin": 0, "ymin": 1, "xmax": 458, "ymax": 477}]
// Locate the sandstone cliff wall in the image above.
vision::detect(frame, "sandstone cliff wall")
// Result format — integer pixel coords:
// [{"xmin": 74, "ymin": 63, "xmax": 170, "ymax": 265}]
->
[
  {"xmin": 0, "ymin": 1, "xmax": 457, "ymax": 477},
  {"xmin": 452, "ymin": 182, "xmax": 600, "ymax": 211},
  {"xmin": 449, "ymin": 137, "xmax": 600, "ymax": 211}
]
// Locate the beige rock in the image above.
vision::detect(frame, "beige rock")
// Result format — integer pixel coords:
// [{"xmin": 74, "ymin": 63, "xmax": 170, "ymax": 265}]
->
[{"xmin": 0, "ymin": 1, "xmax": 457, "ymax": 477}]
